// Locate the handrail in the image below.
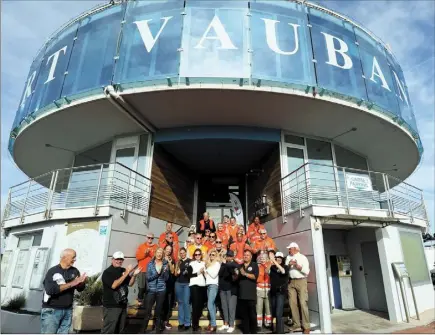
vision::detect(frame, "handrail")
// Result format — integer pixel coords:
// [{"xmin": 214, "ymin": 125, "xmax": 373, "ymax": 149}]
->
[
  {"xmin": 280, "ymin": 162, "xmax": 428, "ymax": 224},
  {"xmin": 2, "ymin": 162, "xmax": 152, "ymax": 223}
]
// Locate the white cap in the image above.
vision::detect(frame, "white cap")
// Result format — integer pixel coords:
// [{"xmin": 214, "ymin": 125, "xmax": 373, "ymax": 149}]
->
[
  {"xmin": 275, "ymin": 252, "xmax": 284, "ymax": 258},
  {"xmin": 286, "ymin": 242, "xmax": 299, "ymax": 249},
  {"xmin": 113, "ymin": 251, "xmax": 125, "ymax": 259}
]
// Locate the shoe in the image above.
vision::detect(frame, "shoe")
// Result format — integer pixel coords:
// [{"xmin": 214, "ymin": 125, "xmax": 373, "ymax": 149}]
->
[
  {"xmin": 165, "ymin": 322, "xmax": 172, "ymax": 330},
  {"xmin": 207, "ymin": 326, "xmax": 217, "ymax": 333},
  {"xmin": 178, "ymin": 325, "xmax": 185, "ymax": 331},
  {"xmin": 289, "ymin": 325, "xmax": 302, "ymax": 332},
  {"xmin": 227, "ymin": 327, "xmax": 235, "ymax": 333},
  {"xmin": 184, "ymin": 325, "xmax": 191, "ymax": 331},
  {"xmin": 206, "ymin": 325, "xmax": 212, "ymax": 331},
  {"xmin": 303, "ymin": 329, "xmax": 310, "ymax": 334},
  {"xmin": 219, "ymin": 325, "xmax": 229, "ymax": 331}
]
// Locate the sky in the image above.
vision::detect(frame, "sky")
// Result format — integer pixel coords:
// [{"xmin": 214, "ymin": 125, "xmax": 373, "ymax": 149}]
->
[{"xmin": 1, "ymin": 0, "xmax": 434, "ymax": 233}]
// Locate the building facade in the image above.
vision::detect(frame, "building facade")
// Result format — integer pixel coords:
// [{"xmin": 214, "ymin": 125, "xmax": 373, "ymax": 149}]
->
[{"xmin": 2, "ymin": 0, "xmax": 433, "ymax": 332}]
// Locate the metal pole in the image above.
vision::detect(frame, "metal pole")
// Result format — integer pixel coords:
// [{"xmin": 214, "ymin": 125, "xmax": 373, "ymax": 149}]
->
[
  {"xmin": 342, "ymin": 168, "xmax": 350, "ymax": 214},
  {"xmin": 20, "ymin": 181, "xmax": 33, "ymax": 223},
  {"xmin": 94, "ymin": 164, "xmax": 104, "ymax": 216},
  {"xmin": 122, "ymin": 169, "xmax": 132, "ymax": 218},
  {"xmin": 45, "ymin": 171, "xmax": 58, "ymax": 219},
  {"xmin": 420, "ymin": 193, "xmax": 429, "ymax": 229},
  {"xmin": 385, "ymin": 175, "xmax": 395, "ymax": 218},
  {"xmin": 296, "ymin": 170, "xmax": 301, "ymax": 217},
  {"xmin": 245, "ymin": 174, "xmax": 248, "ymax": 228},
  {"xmin": 382, "ymin": 173, "xmax": 392, "ymax": 217},
  {"xmin": 399, "ymin": 278, "xmax": 410, "ymax": 323},
  {"xmin": 408, "ymin": 277, "xmax": 420, "ymax": 320}
]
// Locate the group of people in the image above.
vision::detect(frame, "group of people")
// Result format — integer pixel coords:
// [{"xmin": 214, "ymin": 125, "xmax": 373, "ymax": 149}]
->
[
  {"xmin": 40, "ymin": 214, "xmax": 310, "ymax": 335},
  {"xmin": 134, "ymin": 214, "xmax": 311, "ymax": 334}
]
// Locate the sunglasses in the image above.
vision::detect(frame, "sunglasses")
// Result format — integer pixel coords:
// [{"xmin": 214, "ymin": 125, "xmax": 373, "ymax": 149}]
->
[
  {"xmin": 196, "ymin": 237, "xmax": 202, "ymax": 240},
  {"xmin": 210, "ymin": 253, "xmax": 216, "ymax": 256},
  {"xmin": 194, "ymin": 253, "xmax": 201, "ymax": 256},
  {"xmin": 260, "ymin": 232, "xmax": 267, "ymax": 235},
  {"xmin": 147, "ymin": 236, "xmax": 153, "ymax": 239},
  {"xmin": 167, "ymin": 236, "xmax": 173, "ymax": 239},
  {"xmin": 210, "ymin": 235, "xmax": 216, "ymax": 238},
  {"xmin": 216, "ymin": 241, "xmax": 222, "ymax": 244},
  {"xmin": 114, "ymin": 258, "xmax": 124, "ymax": 261}
]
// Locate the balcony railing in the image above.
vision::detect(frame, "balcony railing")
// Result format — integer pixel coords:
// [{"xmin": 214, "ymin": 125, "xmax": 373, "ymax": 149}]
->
[
  {"xmin": 2, "ymin": 162, "xmax": 152, "ymax": 223},
  {"xmin": 280, "ymin": 163, "xmax": 429, "ymax": 224}
]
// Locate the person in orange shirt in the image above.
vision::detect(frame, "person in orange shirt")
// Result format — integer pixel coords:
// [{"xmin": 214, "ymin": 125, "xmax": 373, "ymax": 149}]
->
[
  {"xmin": 252, "ymin": 229, "xmax": 276, "ymax": 255},
  {"xmin": 159, "ymin": 222, "xmax": 179, "ymax": 245},
  {"xmin": 226, "ymin": 217, "xmax": 239, "ymax": 244},
  {"xmin": 135, "ymin": 233, "xmax": 158, "ymax": 305},
  {"xmin": 230, "ymin": 232, "xmax": 249, "ymax": 264},
  {"xmin": 237, "ymin": 225, "xmax": 248, "ymax": 243},
  {"xmin": 204, "ymin": 232, "xmax": 217, "ymax": 250},
  {"xmin": 159, "ymin": 232, "xmax": 179, "ymax": 263},
  {"xmin": 256, "ymin": 252, "xmax": 272, "ymax": 329},
  {"xmin": 216, "ymin": 223, "xmax": 230, "ymax": 249},
  {"xmin": 247, "ymin": 216, "xmax": 265, "ymax": 244}
]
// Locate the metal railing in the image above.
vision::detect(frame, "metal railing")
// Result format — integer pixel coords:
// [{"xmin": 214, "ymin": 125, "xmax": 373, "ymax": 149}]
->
[
  {"xmin": 280, "ymin": 162, "xmax": 428, "ymax": 223},
  {"xmin": 2, "ymin": 162, "xmax": 152, "ymax": 223}
]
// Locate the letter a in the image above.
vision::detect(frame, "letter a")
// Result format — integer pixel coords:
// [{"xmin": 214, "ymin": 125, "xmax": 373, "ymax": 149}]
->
[
  {"xmin": 134, "ymin": 17, "xmax": 173, "ymax": 53},
  {"xmin": 370, "ymin": 56, "xmax": 391, "ymax": 91},
  {"xmin": 321, "ymin": 32, "xmax": 353, "ymax": 69},
  {"xmin": 262, "ymin": 18, "xmax": 300, "ymax": 55},
  {"xmin": 194, "ymin": 15, "xmax": 237, "ymax": 50}
]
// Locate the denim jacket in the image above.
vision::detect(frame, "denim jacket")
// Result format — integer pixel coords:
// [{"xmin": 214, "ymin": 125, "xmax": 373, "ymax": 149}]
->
[{"xmin": 146, "ymin": 259, "xmax": 169, "ymax": 292}]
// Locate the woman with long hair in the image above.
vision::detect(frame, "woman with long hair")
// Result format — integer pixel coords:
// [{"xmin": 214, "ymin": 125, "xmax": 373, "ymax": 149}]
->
[
  {"xmin": 161, "ymin": 244, "xmax": 176, "ymax": 331},
  {"xmin": 269, "ymin": 251, "xmax": 289, "ymax": 334},
  {"xmin": 204, "ymin": 248, "xmax": 221, "ymax": 333},
  {"xmin": 187, "ymin": 248, "xmax": 206, "ymax": 332},
  {"xmin": 175, "ymin": 247, "xmax": 191, "ymax": 331},
  {"xmin": 140, "ymin": 248, "xmax": 169, "ymax": 334}
]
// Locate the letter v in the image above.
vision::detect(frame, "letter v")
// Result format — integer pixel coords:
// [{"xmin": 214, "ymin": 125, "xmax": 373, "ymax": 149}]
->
[{"xmin": 134, "ymin": 16, "xmax": 173, "ymax": 53}]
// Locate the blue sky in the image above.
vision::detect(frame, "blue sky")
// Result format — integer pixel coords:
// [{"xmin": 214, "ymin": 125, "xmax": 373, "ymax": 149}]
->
[{"xmin": 1, "ymin": 0, "xmax": 434, "ymax": 233}]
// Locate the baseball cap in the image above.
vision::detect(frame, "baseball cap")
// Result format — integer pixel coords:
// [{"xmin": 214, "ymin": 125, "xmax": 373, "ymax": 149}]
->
[
  {"xmin": 286, "ymin": 242, "xmax": 299, "ymax": 249},
  {"xmin": 275, "ymin": 252, "xmax": 284, "ymax": 258},
  {"xmin": 226, "ymin": 250, "xmax": 235, "ymax": 257},
  {"xmin": 113, "ymin": 251, "xmax": 125, "ymax": 259}
]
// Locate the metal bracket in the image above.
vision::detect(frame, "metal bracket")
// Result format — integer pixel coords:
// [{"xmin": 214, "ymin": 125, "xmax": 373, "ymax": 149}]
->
[{"xmin": 94, "ymin": 207, "xmax": 100, "ymax": 216}]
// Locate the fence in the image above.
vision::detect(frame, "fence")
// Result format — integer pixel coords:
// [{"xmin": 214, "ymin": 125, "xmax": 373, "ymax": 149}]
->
[
  {"xmin": 3, "ymin": 162, "xmax": 152, "ymax": 223},
  {"xmin": 280, "ymin": 162, "xmax": 428, "ymax": 223}
]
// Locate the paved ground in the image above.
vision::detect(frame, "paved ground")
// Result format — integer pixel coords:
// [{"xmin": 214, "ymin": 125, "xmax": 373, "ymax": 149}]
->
[
  {"xmin": 331, "ymin": 308, "xmax": 435, "ymax": 334},
  {"xmin": 393, "ymin": 322, "xmax": 435, "ymax": 334}
]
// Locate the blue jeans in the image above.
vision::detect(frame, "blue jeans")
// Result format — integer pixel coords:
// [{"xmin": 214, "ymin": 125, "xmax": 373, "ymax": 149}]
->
[
  {"xmin": 271, "ymin": 293, "xmax": 285, "ymax": 334},
  {"xmin": 175, "ymin": 282, "xmax": 191, "ymax": 327},
  {"xmin": 207, "ymin": 284, "xmax": 218, "ymax": 327},
  {"xmin": 40, "ymin": 307, "xmax": 72, "ymax": 334}
]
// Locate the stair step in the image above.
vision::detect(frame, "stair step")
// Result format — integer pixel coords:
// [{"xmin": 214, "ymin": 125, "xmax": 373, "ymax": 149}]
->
[{"xmin": 128, "ymin": 318, "xmax": 243, "ymax": 327}]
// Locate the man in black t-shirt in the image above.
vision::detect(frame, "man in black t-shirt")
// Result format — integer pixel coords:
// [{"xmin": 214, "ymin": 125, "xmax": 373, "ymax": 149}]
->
[
  {"xmin": 41, "ymin": 248, "xmax": 86, "ymax": 334},
  {"xmin": 101, "ymin": 251, "xmax": 141, "ymax": 334},
  {"xmin": 236, "ymin": 249, "xmax": 259, "ymax": 334}
]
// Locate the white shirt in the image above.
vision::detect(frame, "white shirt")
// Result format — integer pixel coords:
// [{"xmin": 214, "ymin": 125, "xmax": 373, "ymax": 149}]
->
[
  {"xmin": 205, "ymin": 262, "xmax": 221, "ymax": 286},
  {"xmin": 189, "ymin": 260, "xmax": 206, "ymax": 287},
  {"xmin": 285, "ymin": 252, "xmax": 310, "ymax": 279}
]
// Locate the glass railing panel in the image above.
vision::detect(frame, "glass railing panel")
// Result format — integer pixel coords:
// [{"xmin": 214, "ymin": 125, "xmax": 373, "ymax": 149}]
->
[
  {"xmin": 113, "ymin": 0, "xmax": 183, "ymax": 87},
  {"xmin": 60, "ymin": 3, "xmax": 126, "ymax": 99}
]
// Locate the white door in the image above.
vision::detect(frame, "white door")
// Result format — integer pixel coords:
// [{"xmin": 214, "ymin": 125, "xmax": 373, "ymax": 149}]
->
[
  {"xmin": 281, "ymin": 143, "xmax": 309, "ymax": 214},
  {"xmin": 110, "ymin": 137, "xmax": 140, "ymax": 209}
]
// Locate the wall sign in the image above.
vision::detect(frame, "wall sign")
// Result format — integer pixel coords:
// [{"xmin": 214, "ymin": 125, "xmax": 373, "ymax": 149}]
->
[
  {"xmin": 346, "ymin": 173, "xmax": 373, "ymax": 191},
  {"xmin": 11, "ymin": 249, "xmax": 30, "ymax": 288},
  {"xmin": 29, "ymin": 247, "xmax": 51, "ymax": 290}
]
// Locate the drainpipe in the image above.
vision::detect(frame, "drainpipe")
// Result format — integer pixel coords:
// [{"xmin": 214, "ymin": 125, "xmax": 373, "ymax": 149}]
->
[{"xmin": 103, "ymin": 85, "xmax": 157, "ymax": 133}]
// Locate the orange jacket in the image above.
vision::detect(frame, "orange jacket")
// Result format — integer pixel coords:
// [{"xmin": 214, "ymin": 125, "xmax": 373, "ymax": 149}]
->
[
  {"xmin": 230, "ymin": 241, "xmax": 250, "ymax": 264},
  {"xmin": 158, "ymin": 231, "xmax": 179, "ymax": 245},
  {"xmin": 136, "ymin": 243, "xmax": 158, "ymax": 272},
  {"xmin": 216, "ymin": 230, "xmax": 230, "ymax": 248},
  {"xmin": 257, "ymin": 262, "xmax": 271, "ymax": 290},
  {"xmin": 252, "ymin": 237, "xmax": 276, "ymax": 254},
  {"xmin": 227, "ymin": 224, "xmax": 239, "ymax": 242},
  {"xmin": 159, "ymin": 241, "xmax": 179, "ymax": 263},
  {"xmin": 204, "ymin": 240, "xmax": 216, "ymax": 250},
  {"xmin": 199, "ymin": 219, "xmax": 215, "ymax": 233},
  {"xmin": 247, "ymin": 223, "xmax": 265, "ymax": 243}
]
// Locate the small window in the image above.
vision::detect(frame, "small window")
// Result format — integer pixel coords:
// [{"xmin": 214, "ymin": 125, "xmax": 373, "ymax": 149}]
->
[
  {"xmin": 17, "ymin": 231, "xmax": 43, "ymax": 249},
  {"xmin": 284, "ymin": 134, "xmax": 304, "ymax": 146}
]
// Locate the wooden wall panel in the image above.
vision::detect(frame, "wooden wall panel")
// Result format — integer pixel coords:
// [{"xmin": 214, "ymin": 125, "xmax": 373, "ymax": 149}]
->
[
  {"xmin": 149, "ymin": 145, "xmax": 195, "ymax": 227},
  {"xmin": 247, "ymin": 146, "xmax": 281, "ymax": 223}
]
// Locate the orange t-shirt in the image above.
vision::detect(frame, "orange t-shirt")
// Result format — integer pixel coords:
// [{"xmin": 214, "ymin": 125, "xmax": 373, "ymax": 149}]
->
[
  {"xmin": 158, "ymin": 231, "xmax": 179, "ymax": 245},
  {"xmin": 252, "ymin": 237, "xmax": 276, "ymax": 254},
  {"xmin": 230, "ymin": 241, "xmax": 250, "ymax": 264},
  {"xmin": 216, "ymin": 230, "xmax": 230, "ymax": 248},
  {"xmin": 136, "ymin": 243, "xmax": 158, "ymax": 272},
  {"xmin": 257, "ymin": 262, "xmax": 271, "ymax": 290},
  {"xmin": 227, "ymin": 224, "xmax": 239, "ymax": 242},
  {"xmin": 247, "ymin": 223, "xmax": 265, "ymax": 243}
]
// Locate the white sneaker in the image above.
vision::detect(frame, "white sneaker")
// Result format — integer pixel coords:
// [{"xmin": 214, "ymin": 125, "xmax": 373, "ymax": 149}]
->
[
  {"xmin": 227, "ymin": 327, "xmax": 235, "ymax": 333},
  {"xmin": 219, "ymin": 325, "xmax": 229, "ymax": 331}
]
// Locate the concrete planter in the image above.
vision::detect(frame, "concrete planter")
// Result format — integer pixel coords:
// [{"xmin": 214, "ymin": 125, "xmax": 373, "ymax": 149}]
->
[
  {"xmin": 72, "ymin": 305, "xmax": 103, "ymax": 331},
  {"xmin": 0, "ymin": 309, "xmax": 40, "ymax": 334}
]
